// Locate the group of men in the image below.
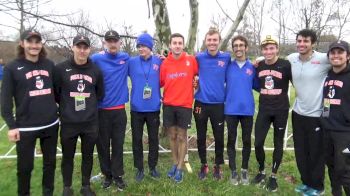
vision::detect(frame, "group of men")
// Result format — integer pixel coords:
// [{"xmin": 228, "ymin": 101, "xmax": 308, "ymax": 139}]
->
[{"xmin": 1, "ymin": 27, "xmax": 349, "ymax": 196}]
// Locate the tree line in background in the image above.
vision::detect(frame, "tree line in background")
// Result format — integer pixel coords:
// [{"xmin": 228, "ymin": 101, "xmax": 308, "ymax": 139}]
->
[{"xmin": 0, "ymin": 0, "xmax": 349, "ymax": 62}]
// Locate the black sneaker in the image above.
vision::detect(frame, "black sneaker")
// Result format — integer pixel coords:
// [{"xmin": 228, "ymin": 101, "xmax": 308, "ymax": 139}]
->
[
  {"xmin": 114, "ymin": 176, "xmax": 127, "ymax": 191},
  {"xmin": 102, "ymin": 177, "xmax": 112, "ymax": 189},
  {"xmin": 213, "ymin": 165, "xmax": 223, "ymax": 180},
  {"xmin": 80, "ymin": 186, "xmax": 96, "ymax": 196},
  {"xmin": 198, "ymin": 164, "xmax": 209, "ymax": 180},
  {"xmin": 265, "ymin": 176, "xmax": 278, "ymax": 192},
  {"xmin": 230, "ymin": 170, "xmax": 239, "ymax": 185},
  {"xmin": 135, "ymin": 169, "xmax": 145, "ymax": 182},
  {"xmin": 62, "ymin": 186, "xmax": 73, "ymax": 196},
  {"xmin": 251, "ymin": 171, "xmax": 266, "ymax": 185},
  {"xmin": 150, "ymin": 168, "xmax": 161, "ymax": 179}
]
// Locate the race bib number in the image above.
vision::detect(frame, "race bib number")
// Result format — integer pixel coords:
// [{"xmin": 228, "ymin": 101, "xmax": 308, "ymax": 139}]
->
[{"xmin": 75, "ymin": 96, "xmax": 86, "ymax": 111}]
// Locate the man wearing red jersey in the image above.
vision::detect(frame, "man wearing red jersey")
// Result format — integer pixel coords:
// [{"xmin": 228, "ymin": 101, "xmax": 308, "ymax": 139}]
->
[{"xmin": 160, "ymin": 33, "xmax": 198, "ymax": 183}]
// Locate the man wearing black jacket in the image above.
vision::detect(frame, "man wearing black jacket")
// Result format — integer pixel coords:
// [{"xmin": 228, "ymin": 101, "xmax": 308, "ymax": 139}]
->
[
  {"xmin": 1, "ymin": 30, "xmax": 59, "ymax": 196},
  {"xmin": 54, "ymin": 35, "xmax": 104, "ymax": 196},
  {"xmin": 322, "ymin": 40, "xmax": 350, "ymax": 196}
]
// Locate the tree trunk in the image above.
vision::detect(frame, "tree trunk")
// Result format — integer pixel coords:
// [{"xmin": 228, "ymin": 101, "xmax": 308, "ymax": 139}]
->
[
  {"xmin": 219, "ymin": 0, "xmax": 251, "ymax": 51},
  {"xmin": 152, "ymin": 0, "xmax": 172, "ymax": 52},
  {"xmin": 185, "ymin": 0, "xmax": 198, "ymax": 54}
]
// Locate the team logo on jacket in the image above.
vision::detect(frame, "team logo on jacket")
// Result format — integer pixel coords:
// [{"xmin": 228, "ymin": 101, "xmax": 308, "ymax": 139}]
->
[
  {"xmin": 327, "ymin": 86, "xmax": 335, "ymax": 98},
  {"xmin": 35, "ymin": 76, "xmax": 44, "ymax": 89},
  {"xmin": 246, "ymin": 68, "xmax": 253, "ymax": 75},
  {"xmin": 77, "ymin": 80, "xmax": 85, "ymax": 92},
  {"xmin": 218, "ymin": 60, "xmax": 225, "ymax": 67},
  {"xmin": 265, "ymin": 76, "xmax": 274, "ymax": 89},
  {"xmin": 186, "ymin": 60, "xmax": 190, "ymax": 66},
  {"xmin": 153, "ymin": 64, "xmax": 159, "ymax": 71}
]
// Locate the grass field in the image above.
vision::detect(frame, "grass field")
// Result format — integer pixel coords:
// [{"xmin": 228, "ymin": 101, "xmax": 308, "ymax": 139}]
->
[{"xmin": 0, "ymin": 87, "xmax": 334, "ymax": 195}]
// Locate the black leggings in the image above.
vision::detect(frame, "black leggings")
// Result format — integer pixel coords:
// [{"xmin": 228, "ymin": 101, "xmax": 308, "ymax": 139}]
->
[
  {"xmin": 226, "ymin": 115, "xmax": 253, "ymax": 171},
  {"xmin": 131, "ymin": 111, "xmax": 160, "ymax": 170},
  {"xmin": 194, "ymin": 100, "xmax": 225, "ymax": 165},
  {"xmin": 96, "ymin": 109, "xmax": 127, "ymax": 179},
  {"xmin": 254, "ymin": 109, "xmax": 288, "ymax": 174},
  {"xmin": 16, "ymin": 124, "xmax": 58, "ymax": 196},
  {"xmin": 61, "ymin": 123, "xmax": 98, "ymax": 187}
]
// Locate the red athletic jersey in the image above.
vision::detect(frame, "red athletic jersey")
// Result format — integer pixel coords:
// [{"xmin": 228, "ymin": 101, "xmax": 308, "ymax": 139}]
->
[{"xmin": 160, "ymin": 52, "xmax": 198, "ymax": 108}]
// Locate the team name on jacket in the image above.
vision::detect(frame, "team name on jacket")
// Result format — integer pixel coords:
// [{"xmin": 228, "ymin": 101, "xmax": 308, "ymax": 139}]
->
[
  {"xmin": 160, "ymin": 52, "xmax": 198, "ymax": 108},
  {"xmin": 54, "ymin": 58, "xmax": 104, "ymax": 124},
  {"xmin": 321, "ymin": 65, "xmax": 350, "ymax": 131},
  {"xmin": 256, "ymin": 58, "xmax": 292, "ymax": 110},
  {"xmin": 1, "ymin": 57, "xmax": 58, "ymax": 129}
]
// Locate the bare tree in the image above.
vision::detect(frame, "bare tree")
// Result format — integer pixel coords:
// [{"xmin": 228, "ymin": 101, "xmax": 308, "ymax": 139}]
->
[
  {"xmin": 152, "ymin": 0, "xmax": 172, "ymax": 52},
  {"xmin": 332, "ymin": 0, "xmax": 350, "ymax": 39},
  {"xmin": 219, "ymin": 0, "xmax": 251, "ymax": 51},
  {"xmin": 185, "ymin": 0, "xmax": 198, "ymax": 54}
]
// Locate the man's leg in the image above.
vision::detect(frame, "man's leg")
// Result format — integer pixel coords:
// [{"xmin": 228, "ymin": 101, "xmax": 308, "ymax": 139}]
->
[
  {"xmin": 333, "ymin": 132, "xmax": 350, "ymax": 195},
  {"xmin": 240, "ymin": 116, "xmax": 253, "ymax": 170},
  {"xmin": 209, "ymin": 104, "xmax": 225, "ymax": 166},
  {"xmin": 131, "ymin": 111, "xmax": 146, "ymax": 171},
  {"xmin": 40, "ymin": 124, "xmax": 59, "ymax": 196},
  {"xmin": 146, "ymin": 112, "xmax": 160, "ymax": 170},
  {"xmin": 176, "ymin": 127, "xmax": 187, "ymax": 170},
  {"xmin": 80, "ymin": 124, "xmax": 98, "ymax": 186},
  {"xmin": 16, "ymin": 131, "xmax": 37, "ymax": 196},
  {"xmin": 61, "ymin": 125, "xmax": 79, "ymax": 187},
  {"xmin": 254, "ymin": 110, "xmax": 271, "ymax": 172},
  {"xmin": 193, "ymin": 101, "xmax": 209, "ymax": 165},
  {"xmin": 226, "ymin": 115, "xmax": 239, "ymax": 172},
  {"xmin": 325, "ymin": 130, "xmax": 342, "ymax": 196},
  {"xmin": 271, "ymin": 110, "xmax": 288, "ymax": 175},
  {"xmin": 307, "ymin": 117, "xmax": 325, "ymax": 191},
  {"xmin": 111, "ymin": 109, "xmax": 127, "ymax": 178},
  {"xmin": 96, "ymin": 110, "xmax": 113, "ymax": 179},
  {"xmin": 168, "ymin": 126, "xmax": 178, "ymax": 165},
  {"xmin": 292, "ymin": 111, "xmax": 310, "ymax": 187}
]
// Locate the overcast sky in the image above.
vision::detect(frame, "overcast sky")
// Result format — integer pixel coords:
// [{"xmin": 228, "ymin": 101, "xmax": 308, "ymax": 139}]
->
[
  {"xmin": 52, "ymin": 0, "xmax": 240, "ymax": 42},
  {"xmin": 1, "ymin": 0, "xmax": 348, "ymax": 44},
  {"xmin": 0, "ymin": 0, "xmax": 243, "ymax": 43}
]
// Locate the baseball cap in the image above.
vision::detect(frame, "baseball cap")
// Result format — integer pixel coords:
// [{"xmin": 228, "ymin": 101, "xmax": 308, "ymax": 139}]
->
[
  {"xmin": 328, "ymin": 40, "xmax": 350, "ymax": 54},
  {"xmin": 104, "ymin": 30, "xmax": 120, "ymax": 41},
  {"xmin": 20, "ymin": 30, "xmax": 42, "ymax": 41},
  {"xmin": 261, "ymin": 35, "xmax": 278, "ymax": 47},
  {"xmin": 73, "ymin": 35, "xmax": 91, "ymax": 46}
]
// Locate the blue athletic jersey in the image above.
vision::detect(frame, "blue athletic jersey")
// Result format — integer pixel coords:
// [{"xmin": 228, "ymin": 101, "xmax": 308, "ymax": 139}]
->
[
  {"xmin": 90, "ymin": 51, "xmax": 129, "ymax": 108},
  {"xmin": 195, "ymin": 50, "xmax": 231, "ymax": 103},
  {"xmin": 225, "ymin": 60, "xmax": 259, "ymax": 116},
  {"xmin": 128, "ymin": 55, "xmax": 162, "ymax": 112}
]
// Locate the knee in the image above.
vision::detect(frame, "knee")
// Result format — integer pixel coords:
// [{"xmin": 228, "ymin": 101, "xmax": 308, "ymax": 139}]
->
[
  {"xmin": 177, "ymin": 133, "xmax": 187, "ymax": 143},
  {"xmin": 242, "ymin": 139, "xmax": 251, "ymax": 147},
  {"xmin": 18, "ymin": 162, "xmax": 34, "ymax": 174}
]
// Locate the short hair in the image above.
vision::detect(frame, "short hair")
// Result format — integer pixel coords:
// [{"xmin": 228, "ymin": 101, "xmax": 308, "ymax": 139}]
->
[
  {"xmin": 205, "ymin": 27, "xmax": 221, "ymax": 40},
  {"xmin": 296, "ymin": 29, "xmax": 317, "ymax": 44},
  {"xmin": 169, "ymin": 33, "xmax": 184, "ymax": 44},
  {"xmin": 231, "ymin": 35, "xmax": 248, "ymax": 48}
]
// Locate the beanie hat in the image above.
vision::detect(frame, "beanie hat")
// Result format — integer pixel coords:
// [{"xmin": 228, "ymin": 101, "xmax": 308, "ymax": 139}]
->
[{"xmin": 137, "ymin": 33, "xmax": 154, "ymax": 50}]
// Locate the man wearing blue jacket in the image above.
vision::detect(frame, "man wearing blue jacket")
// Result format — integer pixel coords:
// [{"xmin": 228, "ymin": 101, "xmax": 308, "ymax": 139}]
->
[
  {"xmin": 128, "ymin": 33, "xmax": 162, "ymax": 182},
  {"xmin": 90, "ymin": 30, "xmax": 129, "ymax": 191},
  {"xmin": 225, "ymin": 35, "xmax": 259, "ymax": 186},
  {"xmin": 194, "ymin": 28, "xmax": 231, "ymax": 180}
]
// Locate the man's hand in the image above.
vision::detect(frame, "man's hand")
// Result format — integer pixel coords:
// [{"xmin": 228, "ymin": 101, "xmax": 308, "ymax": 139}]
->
[
  {"xmin": 193, "ymin": 76, "xmax": 199, "ymax": 89},
  {"xmin": 8, "ymin": 128, "xmax": 20, "ymax": 142},
  {"xmin": 253, "ymin": 56, "xmax": 265, "ymax": 67}
]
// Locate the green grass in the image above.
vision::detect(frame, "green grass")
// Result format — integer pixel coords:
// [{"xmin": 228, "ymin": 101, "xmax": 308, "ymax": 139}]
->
[{"xmin": 0, "ymin": 86, "xmax": 334, "ymax": 195}]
